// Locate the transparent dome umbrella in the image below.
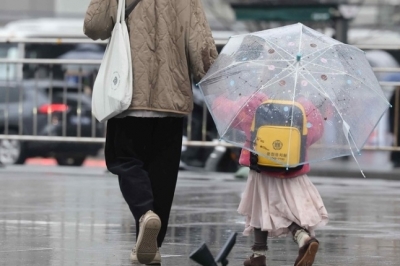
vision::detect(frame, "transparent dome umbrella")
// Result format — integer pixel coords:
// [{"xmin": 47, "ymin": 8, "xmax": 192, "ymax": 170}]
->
[{"xmin": 198, "ymin": 23, "xmax": 390, "ymax": 175}]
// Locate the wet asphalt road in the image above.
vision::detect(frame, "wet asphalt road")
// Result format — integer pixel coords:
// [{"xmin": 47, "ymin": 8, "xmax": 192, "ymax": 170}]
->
[{"xmin": 0, "ymin": 165, "xmax": 400, "ymax": 266}]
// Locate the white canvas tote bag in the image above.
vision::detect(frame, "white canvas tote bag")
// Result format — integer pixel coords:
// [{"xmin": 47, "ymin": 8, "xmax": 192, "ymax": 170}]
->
[{"xmin": 92, "ymin": 0, "xmax": 133, "ymax": 122}]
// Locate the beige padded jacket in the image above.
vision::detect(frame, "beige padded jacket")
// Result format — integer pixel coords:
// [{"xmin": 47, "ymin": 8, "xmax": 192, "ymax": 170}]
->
[{"xmin": 84, "ymin": 0, "xmax": 218, "ymax": 115}]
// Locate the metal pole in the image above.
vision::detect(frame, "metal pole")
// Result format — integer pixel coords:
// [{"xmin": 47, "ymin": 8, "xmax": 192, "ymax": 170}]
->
[
  {"xmin": 202, "ymin": 102, "xmax": 208, "ymax": 141},
  {"xmin": 394, "ymin": 87, "xmax": 400, "ymax": 147},
  {"xmin": 334, "ymin": 17, "xmax": 349, "ymax": 44}
]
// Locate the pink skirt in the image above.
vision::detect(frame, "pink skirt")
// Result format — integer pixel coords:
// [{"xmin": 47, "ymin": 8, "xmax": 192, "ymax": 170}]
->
[{"xmin": 237, "ymin": 170, "xmax": 328, "ymax": 238}]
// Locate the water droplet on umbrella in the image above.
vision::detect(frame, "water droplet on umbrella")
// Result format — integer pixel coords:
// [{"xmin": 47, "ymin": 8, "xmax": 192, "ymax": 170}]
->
[
  {"xmin": 268, "ymin": 65, "xmax": 275, "ymax": 70},
  {"xmin": 284, "ymin": 107, "xmax": 289, "ymax": 112},
  {"xmin": 230, "ymin": 80, "xmax": 235, "ymax": 86},
  {"xmin": 307, "ymin": 122, "xmax": 313, "ymax": 128},
  {"xmin": 347, "ymin": 80, "xmax": 352, "ymax": 85},
  {"xmin": 242, "ymin": 57, "xmax": 247, "ymax": 61},
  {"xmin": 279, "ymin": 80, "xmax": 286, "ymax": 86},
  {"xmin": 321, "ymin": 75, "xmax": 328, "ymax": 81},
  {"xmin": 301, "ymin": 80, "xmax": 308, "ymax": 86},
  {"xmin": 321, "ymin": 58, "xmax": 327, "ymax": 63}
]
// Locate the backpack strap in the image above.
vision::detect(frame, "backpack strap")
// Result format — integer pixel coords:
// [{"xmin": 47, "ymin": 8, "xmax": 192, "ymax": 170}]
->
[
  {"xmin": 249, "ymin": 152, "xmax": 261, "ymax": 173},
  {"xmin": 125, "ymin": 0, "xmax": 143, "ymax": 19}
]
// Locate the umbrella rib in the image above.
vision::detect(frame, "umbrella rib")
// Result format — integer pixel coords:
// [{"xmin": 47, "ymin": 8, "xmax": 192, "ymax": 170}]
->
[
  {"xmin": 299, "ymin": 44, "xmax": 364, "ymax": 74},
  {"xmin": 249, "ymin": 62, "xmax": 291, "ymax": 68},
  {"xmin": 300, "ymin": 43, "xmax": 361, "ymax": 63},
  {"xmin": 300, "ymin": 46, "xmax": 335, "ymax": 69},
  {"xmin": 300, "ymin": 70, "xmax": 362, "ymax": 151},
  {"xmin": 284, "ymin": 24, "xmax": 304, "ymax": 167},
  {"xmin": 300, "ymin": 61, "xmax": 345, "ymax": 75},
  {"xmin": 248, "ymin": 59, "xmax": 294, "ymax": 62},
  {"xmin": 301, "ymin": 68, "xmax": 362, "ymax": 153},
  {"xmin": 301, "ymin": 44, "xmax": 335, "ymax": 60},
  {"xmin": 200, "ymin": 61, "xmax": 248, "ymax": 83},
  {"xmin": 302, "ymin": 70, "xmax": 366, "ymax": 176},
  {"xmin": 301, "ymin": 61, "xmax": 346, "ymax": 74},
  {"xmin": 257, "ymin": 61, "xmax": 298, "ymax": 91},
  {"xmin": 302, "ymin": 61, "xmax": 390, "ymax": 104},
  {"xmin": 263, "ymin": 38, "xmax": 294, "ymax": 60},
  {"xmin": 302, "ymin": 69, "xmax": 343, "ymax": 108},
  {"xmin": 286, "ymin": 63, "xmax": 301, "ymax": 167},
  {"xmin": 249, "ymin": 63, "xmax": 290, "ymax": 70},
  {"xmin": 200, "ymin": 59, "xmax": 292, "ymax": 83},
  {"xmin": 219, "ymin": 67, "xmax": 298, "ymax": 139},
  {"xmin": 298, "ymin": 71, "xmax": 331, "ymax": 101},
  {"xmin": 299, "ymin": 43, "xmax": 389, "ymax": 103},
  {"xmin": 297, "ymin": 23, "xmax": 304, "ymax": 55},
  {"xmin": 302, "ymin": 71, "xmax": 346, "ymax": 75}
]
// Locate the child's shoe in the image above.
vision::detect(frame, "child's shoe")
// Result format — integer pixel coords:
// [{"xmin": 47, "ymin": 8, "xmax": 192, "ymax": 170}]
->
[
  {"xmin": 293, "ymin": 229, "xmax": 319, "ymax": 266},
  {"xmin": 243, "ymin": 254, "xmax": 266, "ymax": 266}
]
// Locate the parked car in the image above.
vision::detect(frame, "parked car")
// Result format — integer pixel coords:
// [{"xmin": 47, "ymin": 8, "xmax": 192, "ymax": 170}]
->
[{"xmin": 0, "ymin": 80, "xmax": 104, "ymax": 166}]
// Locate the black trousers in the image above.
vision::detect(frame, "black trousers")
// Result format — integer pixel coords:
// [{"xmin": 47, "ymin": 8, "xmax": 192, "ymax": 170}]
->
[{"xmin": 105, "ymin": 116, "xmax": 183, "ymax": 247}]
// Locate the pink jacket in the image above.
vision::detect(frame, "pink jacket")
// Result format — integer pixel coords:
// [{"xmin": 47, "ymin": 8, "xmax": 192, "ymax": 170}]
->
[{"xmin": 213, "ymin": 94, "xmax": 324, "ymax": 178}]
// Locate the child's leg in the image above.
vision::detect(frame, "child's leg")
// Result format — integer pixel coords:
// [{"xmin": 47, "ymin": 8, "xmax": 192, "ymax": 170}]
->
[
  {"xmin": 288, "ymin": 223, "xmax": 311, "ymax": 248},
  {"xmin": 288, "ymin": 223, "xmax": 319, "ymax": 266},
  {"xmin": 252, "ymin": 228, "xmax": 268, "ymax": 252},
  {"xmin": 244, "ymin": 228, "xmax": 267, "ymax": 266}
]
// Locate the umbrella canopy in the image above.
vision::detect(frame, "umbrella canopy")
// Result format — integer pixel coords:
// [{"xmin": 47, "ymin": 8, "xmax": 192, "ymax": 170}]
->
[{"xmin": 198, "ymin": 23, "xmax": 390, "ymax": 169}]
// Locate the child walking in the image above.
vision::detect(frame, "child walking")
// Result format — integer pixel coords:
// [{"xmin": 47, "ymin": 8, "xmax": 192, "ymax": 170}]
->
[{"xmin": 214, "ymin": 93, "xmax": 328, "ymax": 266}]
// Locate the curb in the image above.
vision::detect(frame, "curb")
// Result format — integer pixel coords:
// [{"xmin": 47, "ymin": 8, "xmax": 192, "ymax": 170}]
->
[{"xmin": 309, "ymin": 168, "xmax": 400, "ymax": 180}]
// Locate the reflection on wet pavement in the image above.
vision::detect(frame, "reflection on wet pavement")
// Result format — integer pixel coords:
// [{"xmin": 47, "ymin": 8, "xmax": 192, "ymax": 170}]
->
[{"xmin": 0, "ymin": 167, "xmax": 400, "ymax": 265}]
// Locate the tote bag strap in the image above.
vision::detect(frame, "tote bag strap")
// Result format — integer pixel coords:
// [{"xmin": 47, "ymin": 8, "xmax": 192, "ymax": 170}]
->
[
  {"xmin": 116, "ymin": 0, "xmax": 126, "ymax": 24},
  {"xmin": 125, "ymin": 0, "xmax": 143, "ymax": 19}
]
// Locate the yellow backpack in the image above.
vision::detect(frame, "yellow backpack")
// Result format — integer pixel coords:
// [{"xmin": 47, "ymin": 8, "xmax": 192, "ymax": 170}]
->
[{"xmin": 249, "ymin": 100, "xmax": 308, "ymax": 172}]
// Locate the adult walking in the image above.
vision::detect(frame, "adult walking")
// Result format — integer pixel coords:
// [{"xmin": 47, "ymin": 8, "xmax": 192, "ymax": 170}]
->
[{"xmin": 84, "ymin": 0, "xmax": 217, "ymax": 264}]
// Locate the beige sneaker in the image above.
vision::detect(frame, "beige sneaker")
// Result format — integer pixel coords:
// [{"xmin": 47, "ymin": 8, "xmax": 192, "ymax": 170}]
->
[
  {"xmin": 131, "ymin": 248, "xmax": 161, "ymax": 265},
  {"xmin": 134, "ymin": 211, "xmax": 161, "ymax": 264}
]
